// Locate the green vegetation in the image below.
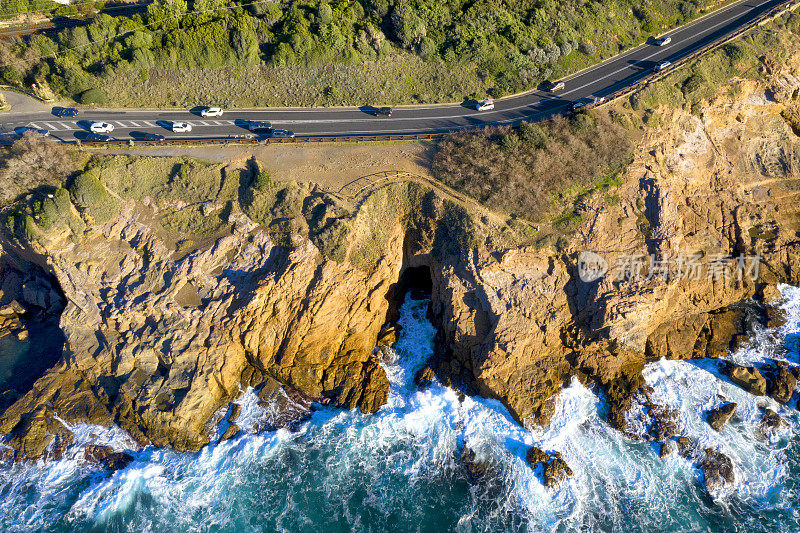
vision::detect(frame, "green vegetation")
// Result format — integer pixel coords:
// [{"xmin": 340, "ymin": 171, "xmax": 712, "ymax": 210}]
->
[
  {"xmin": 628, "ymin": 17, "xmax": 800, "ymax": 115},
  {"xmin": 0, "ymin": 0, "xmax": 720, "ymax": 105},
  {"xmin": 431, "ymin": 111, "xmax": 633, "ymax": 224},
  {"xmin": 67, "ymin": 171, "xmax": 119, "ymax": 224}
]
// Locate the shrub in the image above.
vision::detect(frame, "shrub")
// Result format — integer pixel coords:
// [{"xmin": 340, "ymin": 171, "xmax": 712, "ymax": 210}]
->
[
  {"xmin": 68, "ymin": 171, "xmax": 119, "ymax": 224},
  {"xmin": 252, "ymin": 169, "xmax": 273, "ymax": 192},
  {"xmin": 78, "ymin": 87, "xmax": 108, "ymax": 105}
]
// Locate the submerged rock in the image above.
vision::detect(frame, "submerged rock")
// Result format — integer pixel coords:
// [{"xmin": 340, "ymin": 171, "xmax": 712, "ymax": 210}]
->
[
  {"xmin": 699, "ymin": 448, "xmax": 735, "ymax": 497},
  {"xmin": 706, "ymin": 402, "xmax": 737, "ymax": 431},
  {"xmin": 460, "ymin": 446, "xmax": 495, "ymax": 482},
  {"xmin": 760, "ymin": 408, "xmax": 789, "ymax": 438},
  {"xmin": 83, "ymin": 444, "xmax": 134, "ymax": 471},
  {"xmin": 659, "ymin": 439, "xmax": 678, "ymax": 458}
]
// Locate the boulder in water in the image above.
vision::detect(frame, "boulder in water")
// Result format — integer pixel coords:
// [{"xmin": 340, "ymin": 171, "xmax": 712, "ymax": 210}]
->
[
  {"xmin": 764, "ymin": 364, "xmax": 797, "ymax": 404},
  {"xmin": 414, "ymin": 365, "xmax": 437, "ymax": 389},
  {"xmin": 84, "ymin": 444, "xmax": 134, "ymax": 471},
  {"xmin": 699, "ymin": 448, "xmax": 735, "ymax": 497},
  {"xmin": 760, "ymin": 408, "xmax": 789, "ymax": 438},
  {"xmin": 525, "ymin": 446, "xmax": 573, "ymax": 489},
  {"xmin": 706, "ymin": 402, "xmax": 737, "ymax": 431},
  {"xmin": 725, "ymin": 365, "xmax": 767, "ymax": 396}
]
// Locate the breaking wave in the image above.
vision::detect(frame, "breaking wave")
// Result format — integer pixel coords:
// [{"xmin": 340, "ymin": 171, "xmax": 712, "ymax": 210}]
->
[{"xmin": 0, "ymin": 290, "xmax": 799, "ymax": 532}]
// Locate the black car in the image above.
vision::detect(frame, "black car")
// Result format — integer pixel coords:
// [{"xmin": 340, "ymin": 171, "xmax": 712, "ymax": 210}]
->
[
  {"xmin": 143, "ymin": 133, "xmax": 166, "ymax": 141},
  {"xmin": 84, "ymin": 133, "xmax": 110, "ymax": 142},
  {"xmin": 248, "ymin": 120, "xmax": 272, "ymax": 133},
  {"xmin": 53, "ymin": 107, "xmax": 78, "ymax": 118},
  {"xmin": 375, "ymin": 107, "xmax": 392, "ymax": 117}
]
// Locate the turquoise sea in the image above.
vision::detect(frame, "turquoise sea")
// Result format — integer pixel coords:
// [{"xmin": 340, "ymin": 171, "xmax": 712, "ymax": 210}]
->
[{"xmin": 0, "ymin": 287, "xmax": 799, "ymax": 532}]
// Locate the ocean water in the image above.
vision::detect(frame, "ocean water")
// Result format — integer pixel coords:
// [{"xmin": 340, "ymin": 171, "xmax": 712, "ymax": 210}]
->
[{"xmin": 0, "ymin": 288, "xmax": 799, "ymax": 532}]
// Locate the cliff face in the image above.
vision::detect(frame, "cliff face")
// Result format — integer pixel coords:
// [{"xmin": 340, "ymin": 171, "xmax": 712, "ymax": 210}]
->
[{"xmin": 4, "ymin": 59, "xmax": 800, "ymax": 459}]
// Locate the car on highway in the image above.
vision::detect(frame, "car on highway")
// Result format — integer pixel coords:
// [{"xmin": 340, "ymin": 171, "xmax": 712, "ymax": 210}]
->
[
  {"xmin": 52, "ymin": 107, "xmax": 78, "ymax": 117},
  {"xmin": 15, "ymin": 126, "xmax": 49, "ymax": 137},
  {"xmin": 569, "ymin": 101, "xmax": 589, "ymax": 111},
  {"xmin": 655, "ymin": 60, "xmax": 672, "ymax": 72},
  {"xmin": 654, "ymin": 36, "xmax": 672, "ymax": 46},
  {"xmin": 200, "ymin": 106, "xmax": 223, "ymax": 117},
  {"xmin": 171, "ymin": 122, "xmax": 192, "ymax": 133},
  {"xmin": 90, "ymin": 121, "xmax": 114, "ymax": 133},
  {"xmin": 375, "ymin": 107, "xmax": 392, "ymax": 117},
  {"xmin": 84, "ymin": 133, "xmax": 110, "ymax": 142},
  {"xmin": 143, "ymin": 133, "xmax": 166, "ymax": 141},
  {"xmin": 547, "ymin": 80, "xmax": 565, "ymax": 92},
  {"xmin": 475, "ymin": 100, "xmax": 495, "ymax": 111},
  {"xmin": 248, "ymin": 120, "xmax": 272, "ymax": 132},
  {"xmin": 270, "ymin": 129, "xmax": 295, "ymax": 138}
]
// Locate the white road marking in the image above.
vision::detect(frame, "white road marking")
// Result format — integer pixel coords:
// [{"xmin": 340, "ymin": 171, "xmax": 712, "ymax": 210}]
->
[
  {"xmin": 43, "ymin": 122, "xmax": 57, "ymax": 130},
  {"xmin": 58, "ymin": 122, "xmax": 72, "ymax": 129}
]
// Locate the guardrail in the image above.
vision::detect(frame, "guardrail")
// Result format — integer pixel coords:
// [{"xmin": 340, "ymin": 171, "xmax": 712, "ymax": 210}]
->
[{"xmin": 72, "ymin": 132, "xmax": 448, "ymax": 148}]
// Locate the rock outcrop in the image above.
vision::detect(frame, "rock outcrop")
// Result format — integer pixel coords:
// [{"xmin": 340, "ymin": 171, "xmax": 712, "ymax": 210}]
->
[
  {"xmin": 700, "ymin": 448, "xmax": 736, "ymax": 497},
  {"xmin": 525, "ymin": 446, "xmax": 574, "ymax": 489},
  {"xmin": 83, "ymin": 444, "xmax": 134, "ymax": 471},
  {"xmin": 725, "ymin": 365, "xmax": 767, "ymax": 396},
  {"xmin": 707, "ymin": 403, "xmax": 737, "ymax": 431}
]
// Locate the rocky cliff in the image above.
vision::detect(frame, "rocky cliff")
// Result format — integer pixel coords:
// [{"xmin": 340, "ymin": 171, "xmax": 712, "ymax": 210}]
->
[{"xmin": 3, "ymin": 56, "xmax": 800, "ymax": 459}]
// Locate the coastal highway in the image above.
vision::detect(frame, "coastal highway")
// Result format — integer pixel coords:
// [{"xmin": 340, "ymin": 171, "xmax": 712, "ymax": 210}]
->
[{"xmin": 0, "ymin": 0, "xmax": 791, "ymax": 142}]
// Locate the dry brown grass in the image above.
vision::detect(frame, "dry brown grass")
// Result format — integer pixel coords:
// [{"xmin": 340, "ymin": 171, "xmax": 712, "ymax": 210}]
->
[
  {"xmin": 431, "ymin": 113, "xmax": 633, "ymax": 222},
  {"xmin": 0, "ymin": 136, "xmax": 78, "ymax": 202}
]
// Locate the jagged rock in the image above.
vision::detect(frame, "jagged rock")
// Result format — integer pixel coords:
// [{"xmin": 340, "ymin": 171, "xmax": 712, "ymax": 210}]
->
[
  {"xmin": 84, "ymin": 444, "xmax": 134, "ymax": 471},
  {"xmin": 660, "ymin": 439, "xmax": 678, "ymax": 458},
  {"xmin": 460, "ymin": 446, "xmax": 493, "ymax": 482},
  {"xmin": 707, "ymin": 402, "xmax": 737, "ymax": 431},
  {"xmin": 218, "ymin": 423, "xmax": 240, "ymax": 442},
  {"xmin": 676, "ymin": 436, "xmax": 695, "ymax": 459},
  {"xmin": 525, "ymin": 446, "xmax": 573, "ymax": 488},
  {"xmin": 764, "ymin": 364, "xmax": 797, "ymax": 404},
  {"xmin": 525, "ymin": 446, "xmax": 549, "ymax": 466},
  {"xmin": 4, "ymin": 405, "xmax": 73, "ymax": 461},
  {"xmin": 227, "ymin": 403, "xmax": 242, "ymax": 423},
  {"xmin": 699, "ymin": 448, "xmax": 735, "ymax": 497},
  {"xmin": 760, "ymin": 408, "xmax": 789, "ymax": 438},
  {"xmin": 414, "ymin": 365, "xmax": 436, "ymax": 389},
  {"xmin": 543, "ymin": 453, "xmax": 573, "ymax": 489},
  {"xmin": 726, "ymin": 365, "xmax": 767, "ymax": 396},
  {"xmin": 15, "ymin": 328, "xmax": 28, "ymax": 341},
  {"xmin": 376, "ymin": 324, "xmax": 400, "ymax": 347}
]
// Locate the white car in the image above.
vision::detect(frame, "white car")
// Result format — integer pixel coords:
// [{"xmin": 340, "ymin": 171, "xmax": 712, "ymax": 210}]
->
[
  {"xmin": 200, "ymin": 106, "xmax": 223, "ymax": 117},
  {"xmin": 476, "ymin": 100, "xmax": 495, "ymax": 111},
  {"xmin": 655, "ymin": 36, "xmax": 672, "ymax": 46},
  {"xmin": 655, "ymin": 61, "xmax": 671, "ymax": 72},
  {"xmin": 90, "ymin": 122, "xmax": 114, "ymax": 133},
  {"xmin": 172, "ymin": 122, "xmax": 192, "ymax": 133}
]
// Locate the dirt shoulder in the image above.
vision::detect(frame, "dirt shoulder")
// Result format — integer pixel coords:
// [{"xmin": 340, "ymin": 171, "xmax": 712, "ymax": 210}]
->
[{"xmin": 100, "ymin": 141, "xmax": 436, "ymax": 192}]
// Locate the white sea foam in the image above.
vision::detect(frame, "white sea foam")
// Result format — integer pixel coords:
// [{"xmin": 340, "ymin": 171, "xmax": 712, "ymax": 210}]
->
[{"xmin": 1, "ymin": 291, "xmax": 799, "ymax": 531}]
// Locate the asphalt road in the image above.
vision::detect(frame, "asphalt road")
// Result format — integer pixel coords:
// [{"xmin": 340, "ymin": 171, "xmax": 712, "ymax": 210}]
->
[{"xmin": 0, "ymin": 0, "xmax": 789, "ymax": 143}]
